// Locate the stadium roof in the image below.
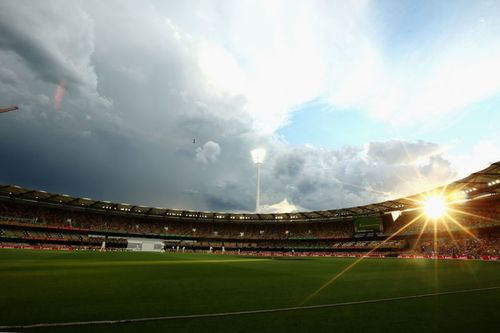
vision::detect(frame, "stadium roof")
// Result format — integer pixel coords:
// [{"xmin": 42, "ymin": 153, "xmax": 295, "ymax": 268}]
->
[{"xmin": 0, "ymin": 161, "xmax": 499, "ymax": 223}]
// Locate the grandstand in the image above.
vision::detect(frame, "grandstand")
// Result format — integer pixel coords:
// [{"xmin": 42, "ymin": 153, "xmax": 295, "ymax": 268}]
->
[{"xmin": 1, "ymin": 161, "xmax": 499, "ymax": 257}]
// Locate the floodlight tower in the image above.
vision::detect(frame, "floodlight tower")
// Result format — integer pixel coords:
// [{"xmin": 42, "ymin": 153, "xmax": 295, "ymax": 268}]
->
[{"xmin": 251, "ymin": 148, "xmax": 266, "ymax": 213}]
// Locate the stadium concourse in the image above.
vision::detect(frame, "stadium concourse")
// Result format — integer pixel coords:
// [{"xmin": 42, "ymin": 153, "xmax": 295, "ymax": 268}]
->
[{"xmin": 0, "ymin": 162, "xmax": 499, "ymax": 260}]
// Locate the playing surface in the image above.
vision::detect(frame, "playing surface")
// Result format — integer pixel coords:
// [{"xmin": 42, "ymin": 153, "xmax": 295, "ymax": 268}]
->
[{"xmin": 0, "ymin": 249, "xmax": 499, "ymax": 333}]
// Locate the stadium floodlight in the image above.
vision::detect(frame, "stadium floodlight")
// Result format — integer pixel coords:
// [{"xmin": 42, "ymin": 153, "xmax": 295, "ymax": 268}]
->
[
  {"xmin": 251, "ymin": 148, "xmax": 266, "ymax": 164},
  {"xmin": 423, "ymin": 195, "xmax": 447, "ymax": 219},
  {"xmin": 251, "ymin": 148, "xmax": 266, "ymax": 213}
]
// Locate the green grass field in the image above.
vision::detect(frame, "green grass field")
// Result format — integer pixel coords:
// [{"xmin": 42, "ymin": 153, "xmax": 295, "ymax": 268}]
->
[{"xmin": 0, "ymin": 249, "xmax": 499, "ymax": 333}]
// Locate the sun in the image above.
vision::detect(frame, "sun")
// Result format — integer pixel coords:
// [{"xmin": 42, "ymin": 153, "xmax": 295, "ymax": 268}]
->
[{"xmin": 423, "ymin": 195, "xmax": 447, "ymax": 219}]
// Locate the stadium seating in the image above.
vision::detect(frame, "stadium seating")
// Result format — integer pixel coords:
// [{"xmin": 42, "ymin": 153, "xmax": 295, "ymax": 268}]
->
[{"xmin": 1, "ymin": 194, "xmax": 499, "ymax": 256}]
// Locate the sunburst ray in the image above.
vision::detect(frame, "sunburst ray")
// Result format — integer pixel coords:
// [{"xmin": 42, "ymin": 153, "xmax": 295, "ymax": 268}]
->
[
  {"xmin": 300, "ymin": 212, "xmax": 425, "ymax": 305},
  {"xmin": 444, "ymin": 213, "xmax": 479, "ymax": 240}
]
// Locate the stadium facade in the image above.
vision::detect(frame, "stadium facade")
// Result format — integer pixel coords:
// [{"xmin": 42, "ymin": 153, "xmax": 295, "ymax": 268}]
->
[{"xmin": 0, "ymin": 162, "xmax": 499, "ymax": 257}]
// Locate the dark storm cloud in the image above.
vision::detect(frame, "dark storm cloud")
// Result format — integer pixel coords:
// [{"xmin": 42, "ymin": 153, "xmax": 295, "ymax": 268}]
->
[
  {"xmin": 273, "ymin": 152, "xmax": 306, "ymax": 179},
  {"xmin": 297, "ymin": 178, "xmax": 320, "ymax": 195},
  {"xmin": 206, "ymin": 193, "xmax": 253, "ymax": 212},
  {"xmin": 0, "ymin": 19, "xmax": 77, "ymax": 86},
  {"xmin": 0, "ymin": 0, "xmax": 259, "ymax": 211},
  {"xmin": 0, "ymin": 1, "xmax": 458, "ymax": 213},
  {"xmin": 0, "ymin": 1, "xmax": 109, "ymax": 108}
]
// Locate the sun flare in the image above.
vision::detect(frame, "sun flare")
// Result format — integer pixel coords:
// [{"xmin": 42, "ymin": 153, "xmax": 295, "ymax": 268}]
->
[{"xmin": 423, "ymin": 195, "xmax": 447, "ymax": 219}]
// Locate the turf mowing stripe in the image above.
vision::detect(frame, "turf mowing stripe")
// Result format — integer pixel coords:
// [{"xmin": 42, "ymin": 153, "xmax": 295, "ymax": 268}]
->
[
  {"xmin": 0, "ymin": 258, "xmax": 271, "ymax": 268},
  {"xmin": 1, "ymin": 286, "xmax": 499, "ymax": 330}
]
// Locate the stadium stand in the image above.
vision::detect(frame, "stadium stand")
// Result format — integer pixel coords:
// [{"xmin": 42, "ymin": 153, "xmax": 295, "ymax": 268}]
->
[{"xmin": 0, "ymin": 162, "xmax": 499, "ymax": 255}]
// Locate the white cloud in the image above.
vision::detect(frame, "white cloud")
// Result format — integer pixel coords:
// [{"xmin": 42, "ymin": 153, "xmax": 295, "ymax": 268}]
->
[
  {"xmin": 180, "ymin": 0, "xmax": 500, "ymax": 132},
  {"xmin": 193, "ymin": 1, "xmax": 330, "ymax": 133},
  {"xmin": 328, "ymin": 3, "xmax": 500, "ymax": 125},
  {"xmin": 195, "ymin": 141, "xmax": 221, "ymax": 164},
  {"xmin": 257, "ymin": 139, "xmax": 456, "ymax": 211},
  {"xmin": 198, "ymin": 42, "xmax": 247, "ymax": 95},
  {"xmin": 365, "ymin": 140, "xmax": 441, "ymax": 165},
  {"xmin": 449, "ymin": 139, "xmax": 500, "ymax": 179},
  {"xmin": 259, "ymin": 198, "xmax": 305, "ymax": 214}
]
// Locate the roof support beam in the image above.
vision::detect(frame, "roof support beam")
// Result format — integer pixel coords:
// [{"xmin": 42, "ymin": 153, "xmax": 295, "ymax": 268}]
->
[
  {"xmin": 19, "ymin": 190, "xmax": 36, "ymax": 198},
  {"xmin": 42, "ymin": 194, "xmax": 63, "ymax": 202}
]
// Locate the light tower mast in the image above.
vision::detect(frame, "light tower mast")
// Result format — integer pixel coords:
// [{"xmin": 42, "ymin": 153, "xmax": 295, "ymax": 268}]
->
[{"xmin": 251, "ymin": 148, "xmax": 266, "ymax": 213}]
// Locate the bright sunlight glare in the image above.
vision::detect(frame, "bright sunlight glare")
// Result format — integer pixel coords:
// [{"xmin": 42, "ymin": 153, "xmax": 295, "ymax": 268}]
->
[{"xmin": 423, "ymin": 195, "xmax": 447, "ymax": 219}]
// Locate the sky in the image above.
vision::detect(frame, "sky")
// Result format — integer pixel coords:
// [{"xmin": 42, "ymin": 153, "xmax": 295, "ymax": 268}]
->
[{"xmin": 0, "ymin": 0, "xmax": 499, "ymax": 213}]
